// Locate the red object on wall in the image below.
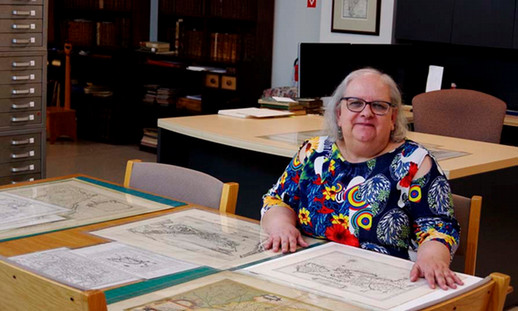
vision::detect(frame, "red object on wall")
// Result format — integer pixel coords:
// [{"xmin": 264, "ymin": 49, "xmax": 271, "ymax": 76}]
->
[{"xmin": 307, "ymin": 0, "xmax": 316, "ymax": 8}]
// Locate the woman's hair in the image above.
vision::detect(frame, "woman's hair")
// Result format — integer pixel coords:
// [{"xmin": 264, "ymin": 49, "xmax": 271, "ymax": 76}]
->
[{"xmin": 323, "ymin": 67, "xmax": 408, "ymax": 142}]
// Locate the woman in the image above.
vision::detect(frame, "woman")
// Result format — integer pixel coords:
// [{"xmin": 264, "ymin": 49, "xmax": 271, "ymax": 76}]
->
[{"xmin": 261, "ymin": 68, "xmax": 463, "ymax": 290}]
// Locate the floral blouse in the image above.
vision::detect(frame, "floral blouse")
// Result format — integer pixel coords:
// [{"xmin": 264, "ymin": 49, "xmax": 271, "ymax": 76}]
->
[{"xmin": 262, "ymin": 136, "xmax": 460, "ymax": 260}]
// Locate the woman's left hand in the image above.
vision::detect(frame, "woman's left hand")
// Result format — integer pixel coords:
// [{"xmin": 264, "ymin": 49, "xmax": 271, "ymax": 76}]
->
[{"xmin": 410, "ymin": 240, "xmax": 464, "ymax": 290}]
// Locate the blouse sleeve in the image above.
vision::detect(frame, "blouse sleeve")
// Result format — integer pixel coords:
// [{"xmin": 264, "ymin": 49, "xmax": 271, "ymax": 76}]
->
[
  {"xmin": 409, "ymin": 158, "xmax": 461, "ymax": 258},
  {"xmin": 260, "ymin": 140, "xmax": 310, "ymax": 218}
]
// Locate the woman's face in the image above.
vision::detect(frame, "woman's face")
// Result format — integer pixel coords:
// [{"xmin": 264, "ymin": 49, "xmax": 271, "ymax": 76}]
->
[{"xmin": 337, "ymin": 73, "xmax": 397, "ymax": 146}]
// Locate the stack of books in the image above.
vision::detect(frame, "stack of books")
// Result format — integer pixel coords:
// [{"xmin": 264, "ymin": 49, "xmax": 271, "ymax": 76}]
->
[
  {"xmin": 142, "ymin": 84, "xmax": 159, "ymax": 105},
  {"xmin": 140, "ymin": 128, "xmax": 158, "ymax": 151},
  {"xmin": 258, "ymin": 97, "xmax": 306, "ymax": 115},
  {"xmin": 156, "ymin": 87, "xmax": 177, "ymax": 107},
  {"xmin": 297, "ymin": 98, "xmax": 324, "ymax": 115}
]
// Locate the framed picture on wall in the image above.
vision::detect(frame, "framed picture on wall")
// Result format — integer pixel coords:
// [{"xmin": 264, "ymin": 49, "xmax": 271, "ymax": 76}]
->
[{"xmin": 331, "ymin": 0, "xmax": 381, "ymax": 35}]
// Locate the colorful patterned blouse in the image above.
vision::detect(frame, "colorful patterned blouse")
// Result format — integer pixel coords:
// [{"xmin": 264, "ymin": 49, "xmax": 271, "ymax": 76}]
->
[{"xmin": 262, "ymin": 136, "xmax": 460, "ymax": 260}]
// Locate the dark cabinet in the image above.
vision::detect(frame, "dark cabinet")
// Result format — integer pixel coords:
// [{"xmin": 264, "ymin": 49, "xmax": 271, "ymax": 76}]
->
[
  {"xmin": 395, "ymin": 0, "xmax": 454, "ymax": 43},
  {"xmin": 396, "ymin": 0, "xmax": 517, "ymax": 49}
]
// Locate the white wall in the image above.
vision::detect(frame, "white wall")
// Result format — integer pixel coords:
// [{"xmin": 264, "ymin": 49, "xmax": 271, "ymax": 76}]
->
[
  {"xmin": 271, "ymin": 1, "xmax": 321, "ymax": 88},
  {"xmin": 271, "ymin": 0, "xmax": 396, "ymax": 88}
]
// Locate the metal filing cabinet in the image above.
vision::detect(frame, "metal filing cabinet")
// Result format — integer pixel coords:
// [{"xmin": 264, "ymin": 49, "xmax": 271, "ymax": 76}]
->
[{"xmin": 0, "ymin": 0, "xmax": 46, "ymax": 185}]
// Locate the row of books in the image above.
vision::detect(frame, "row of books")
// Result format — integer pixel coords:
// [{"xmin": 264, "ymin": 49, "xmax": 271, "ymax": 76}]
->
[
  {"xmin": 210, "ymin": 33, "xmax": 240, "ymax": 63},
  {"xmin": 64, "ymin": 0, "xmax": 131, "ymax": 11},
  {"xmin": 166, "ymin": 28, "xmax": 255, "ymax": 63},
  {"xmin": 65, "ymin": 18, "xmax": 130, "ymax": 48}
]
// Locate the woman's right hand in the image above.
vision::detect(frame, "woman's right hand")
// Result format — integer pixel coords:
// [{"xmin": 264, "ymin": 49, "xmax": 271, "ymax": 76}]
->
[
  {"xmin": 263, "ymin": 223, "xmax": 309, "ymax": 253},
  {"xmin": 261, "ymin": 205, "xmax": 308, "ymax": 253}
]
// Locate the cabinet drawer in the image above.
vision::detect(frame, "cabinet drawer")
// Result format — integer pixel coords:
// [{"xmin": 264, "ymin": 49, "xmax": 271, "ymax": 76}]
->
[
  {"xmin": 0, "ymin": 172, "xmax": 40, "ymax": 185},
  {"xmin": 0, "ymin": 111, "xmax": 42, "ymax": 127},
  {"xmin": 0, "ymin": 69, "xmax": 41, "ymax": 84},
  {"xmin": 0, "ymin": 83, "xmax": 41, "ymax": 98},
  {"xmin": 0, "ymin": 159, "xmax": 40, "ymax": 177},
  {"xmin": 0, "ymin": 33, "xmax": 43, "ymax": 49},
  {"xmin": 0, "ymin": 132, "xmax": 41, "ymax": 147},
  {"xmin": 221, "ymin": 76, "xmax": 237, "ymax": 90},
  {"xmin": 0, "ymin": 5, "xmax": 43, "ymax": 19},
  {"xmin": 0, "ymin": 19, "xmax": 42, "ymax": 33},
  {"xmin": 0, "ymin": 144, "xmax": 40, "ymax": 163},
  {"xmin": 0, "ymin": 0, "xmax": 42, "ymax": 4},
  {"xmin": 0, "ymin": 97, "xmax": 41, "ymax": 112},
  {"xmin": 0, "ymin": 55, "xmax": 43, "ymax": 70},
  {"xmin": 205, "ymin": 74, "xmax": 220, "ymax": 88}
]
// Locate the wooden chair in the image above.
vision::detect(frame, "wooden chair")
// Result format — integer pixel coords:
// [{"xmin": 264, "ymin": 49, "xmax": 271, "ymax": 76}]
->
[
  {"xmin": 452, "ymin": 194, "xmax": 482, "ymax": 276},
  {"xmin": 412, "ymin": 89, "xmax": 506, "ymax": 143},
  {"xmin": 124, "ymin": 159, "xmax": 239, "ymax": 214},
  {"xmin": 46, "ymin": 42, "xmax": 77, "ymax": 144}
]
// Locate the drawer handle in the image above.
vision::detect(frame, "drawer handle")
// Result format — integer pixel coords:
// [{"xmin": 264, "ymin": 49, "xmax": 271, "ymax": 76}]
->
[
  {"xmin": 11, "ymin": 138, "xmax": 32, "ymax": 145},
  {"xmin": 11, "ymin": 115, "xmax": 33, "ymax": 122},
  {"xmin": 12, "ymin": 38, "xmax": 33, "ymax": 45},
  {"xmin": 12, "ymin": 75, "xmax": 32, "ymax": 81},
  {"xmin": 12, "ymin": 24, "xmax": 33, "ymax": 30},
  {"xmin": 12, "ymin": 101, "xmax": 35, "ymax": 109},
  {"xmin": 12, "ymin": 10, "xmax": 35, "ymax": 17},
  {"xmin": 12, "ymin": 89, "xmax": 31, "ymax": 95},
  {"xmin": 11, "ymin": 151, "xmax": 33, "ymax": 159},
  {"xmin": 11, "ymin": 178, "xmax": 35, "ymax": 184},
  {"xmin": 11, "ymin": 165, "xmax": 34, "ymax": 173},
  {"xmin": 12, "ymin": 61, "xmax": 34, "ymax": 68}
]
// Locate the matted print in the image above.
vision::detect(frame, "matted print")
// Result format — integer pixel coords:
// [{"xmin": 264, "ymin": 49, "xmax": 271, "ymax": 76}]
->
[
  {"xmin": 0, "ymin": 177, "xmax": 182, "ymax": 241},
  {"xmin": 108, "ymin": 271, "xmax": 365, "ymax": 311},
  {"xmin": 92, "ymin": 208, "xmax": 322, "ymax": 269},
  {"xmin": 242, "ymin": 242, "xmax": 487, "ymax": 311}
]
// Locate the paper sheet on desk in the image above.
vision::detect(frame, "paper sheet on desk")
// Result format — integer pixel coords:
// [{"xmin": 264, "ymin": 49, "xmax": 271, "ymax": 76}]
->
[
  {"xmin": 426, "ymin": 65, "xmax": 444, "ymax": 92},
  {"xmin": 218, "ymin": 107, "xmax": 294, "ymax": 118}
]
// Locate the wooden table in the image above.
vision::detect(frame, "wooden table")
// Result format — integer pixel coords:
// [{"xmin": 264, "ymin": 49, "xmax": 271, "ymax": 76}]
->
[
  {"xmin": 158, "ymin": 114, "xmax": 518, "ymax": 307},
  {"xmin": 0, "ymin": 176, "xmax": 511, "ymax": 311}
]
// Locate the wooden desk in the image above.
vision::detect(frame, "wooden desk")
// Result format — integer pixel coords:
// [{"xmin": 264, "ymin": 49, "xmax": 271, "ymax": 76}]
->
[
  {"xmin": 0, "ymin": 176, "xmax": 511, "ymax": 311},
  {"xmin": 158, "ymin": 114, "xmax": 518, "ymax": 180}
]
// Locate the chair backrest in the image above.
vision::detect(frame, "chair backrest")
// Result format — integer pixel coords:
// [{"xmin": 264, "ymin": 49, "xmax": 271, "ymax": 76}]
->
[
  {"xmin": 451, "ymin": 194, "xmax": 482, "ymax": 275},
  {"xmin": 412, "ymin": 89, "xmax": 507, "ymax": 143},
  {"xmin": 124, "ymin": 159, "xmax": 238, "ymax": 214}
]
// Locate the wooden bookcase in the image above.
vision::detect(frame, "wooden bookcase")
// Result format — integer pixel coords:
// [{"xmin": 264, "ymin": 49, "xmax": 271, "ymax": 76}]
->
[
  {"xmin": 149, "ymin": 0, "xmax": 274, "ymax": 114},
  {"xmin": 47, "ymin": 0, "xmax": 150, "ymax": 144}
]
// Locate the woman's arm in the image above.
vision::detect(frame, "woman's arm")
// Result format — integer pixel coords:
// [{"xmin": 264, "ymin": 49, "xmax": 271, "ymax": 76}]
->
[
  {"xmin": 410, "ymin": 156, "xmax": 463, "ymax": 289},
  {"xmin": 261, "ymin": 205, "xmax": 309, "ymax": 253}
]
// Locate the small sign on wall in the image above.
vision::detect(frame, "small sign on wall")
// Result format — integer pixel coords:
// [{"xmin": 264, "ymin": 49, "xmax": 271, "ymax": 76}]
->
[{"xmin": 307, "ymin": 0, "xmax": 316, "ymax": 8}]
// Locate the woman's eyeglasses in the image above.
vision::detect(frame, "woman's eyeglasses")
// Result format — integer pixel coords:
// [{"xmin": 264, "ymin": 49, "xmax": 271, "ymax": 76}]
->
[{"xmin": 340, "ymin": 97, "xmax": 395, "ymax": 116}]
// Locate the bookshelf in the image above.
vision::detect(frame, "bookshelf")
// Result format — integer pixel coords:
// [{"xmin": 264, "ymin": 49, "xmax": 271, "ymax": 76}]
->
[
  {"xmin": 150, "ymin": 0, "xmax": 274, "ymax": 114},
  {"xmin": 47, "ymin": 0, "xmax": 150, "ymax": 144}
]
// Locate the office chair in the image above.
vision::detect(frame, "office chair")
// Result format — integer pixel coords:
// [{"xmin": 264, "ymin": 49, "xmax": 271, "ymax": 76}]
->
[
  {"xmin": 412, "ymin": 89, "xmax": 507, "ymax": 143},
  {"xmin": 451, "ymin": 194, "xmax": 482, "ymax": 276},
  {"xmin": 124, "ymin": 159, "xmax": 239, "ymax": 214}
]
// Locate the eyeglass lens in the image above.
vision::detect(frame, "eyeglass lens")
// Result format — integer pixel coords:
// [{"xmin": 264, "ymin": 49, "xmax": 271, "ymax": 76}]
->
[{"xmin": 344, "ymin": 98, "xmax": 391, "ymax": 115}]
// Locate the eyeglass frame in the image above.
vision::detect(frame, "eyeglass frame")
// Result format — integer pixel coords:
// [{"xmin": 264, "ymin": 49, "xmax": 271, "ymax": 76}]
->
[{"xmin": 339, "ymin": 97, "xmax": 396, "ymax": 116}]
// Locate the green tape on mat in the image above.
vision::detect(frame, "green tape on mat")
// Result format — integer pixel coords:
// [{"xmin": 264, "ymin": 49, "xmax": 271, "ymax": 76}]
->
[{"xmin": 104, "ymin": 266, "xmax": 219, "ymax": 304}]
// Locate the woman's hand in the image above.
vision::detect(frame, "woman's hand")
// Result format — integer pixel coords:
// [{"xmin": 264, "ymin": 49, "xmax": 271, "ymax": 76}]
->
[
  {"xmin": 410, "ymin": 240, "xmax": 464, "ymax": 290},
  {"xmin": 261, "ymin": 205, "xmax": 308, "ymax": 253},
  {"xmin": 263, "ymin": 223, "xmax": 309, "ymax": 253}
]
